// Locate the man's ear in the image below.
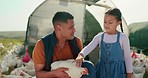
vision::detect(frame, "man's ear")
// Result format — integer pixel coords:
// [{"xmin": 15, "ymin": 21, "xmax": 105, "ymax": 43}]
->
[{"xmin": 56, "ymin": 24, "xmax": 61, "ymax": 31}]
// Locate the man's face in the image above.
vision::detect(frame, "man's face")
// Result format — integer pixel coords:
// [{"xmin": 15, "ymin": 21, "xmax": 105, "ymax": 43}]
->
[{"xmin": 59, "ymin": 19, "xmax": 76, "ymax": 40}]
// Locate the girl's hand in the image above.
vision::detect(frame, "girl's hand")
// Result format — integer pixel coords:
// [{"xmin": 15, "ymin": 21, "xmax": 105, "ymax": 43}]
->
[
  {"xmin": 127, "ymin": 73, "xmax": 133, "ymax": 78},
  {"xmin": 75, "ymin": 53, "xmax": 84, "ymax": 67}
]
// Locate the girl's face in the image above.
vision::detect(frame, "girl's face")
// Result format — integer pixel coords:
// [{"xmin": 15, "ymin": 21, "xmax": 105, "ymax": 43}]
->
[{"xmin": 104, "ymin": 14, "xmax": 121, "ymax": 34}]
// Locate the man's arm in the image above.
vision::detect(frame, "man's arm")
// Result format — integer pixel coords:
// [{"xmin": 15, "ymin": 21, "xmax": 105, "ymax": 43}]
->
[
  {"xmin": 33, "ymin": 40, "xmax": 70, "ymax": 78},
  {"xmin": 34, "ymin": 63, "xmax": 70, "ymax": 78}
]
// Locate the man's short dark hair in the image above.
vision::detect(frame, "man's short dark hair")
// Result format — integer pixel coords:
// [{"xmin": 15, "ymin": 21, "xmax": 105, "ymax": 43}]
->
[{"xmin": 52, "ymin": 11, "xmax": 74, "ymax": 26}]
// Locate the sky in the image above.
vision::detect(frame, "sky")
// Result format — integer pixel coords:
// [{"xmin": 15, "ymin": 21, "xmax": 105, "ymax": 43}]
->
[
  {"xmin": 0, "ymin": 0, "xmax": 44, "ymax": 31},
  {"xmin": 112, "ymin": 0, "xmax": 148, "ymax": 25},
  {"xmin": 0, "ymin": 0, "xmax": 148, "ymax": 31}
]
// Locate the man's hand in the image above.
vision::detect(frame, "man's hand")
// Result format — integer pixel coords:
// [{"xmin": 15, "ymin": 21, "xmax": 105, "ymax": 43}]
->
[{"xmin": 51, "ymin": 67, "xmax": 71, "ymax": 78}]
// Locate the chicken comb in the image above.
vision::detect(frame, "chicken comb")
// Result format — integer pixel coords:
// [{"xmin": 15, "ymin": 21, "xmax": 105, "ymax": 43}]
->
[{"xmin": 83, "ymin": 68, "xmax": 89, "ymax": 75}]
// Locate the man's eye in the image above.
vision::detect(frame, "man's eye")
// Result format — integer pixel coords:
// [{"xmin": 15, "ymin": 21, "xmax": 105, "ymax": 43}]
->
[{"xmin": 109, "ymin": 22, "xmax": 113, "ymax": 24}]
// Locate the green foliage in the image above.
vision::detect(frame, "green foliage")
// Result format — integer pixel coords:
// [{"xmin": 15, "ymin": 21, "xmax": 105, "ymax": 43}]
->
[
  {"xmin": 28, "ymin": 45, "xmax": 35, "ymax": 58},
  {"xmin": 143, "ymin": 48, "xmax": 148, "ymax": 56},
  {"xmin": 144, "ymin": 71, "xmax": 148, "ymax": 78}
]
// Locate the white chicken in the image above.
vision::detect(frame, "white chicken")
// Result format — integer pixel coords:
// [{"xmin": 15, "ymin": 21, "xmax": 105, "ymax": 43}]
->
[
  {"xmin": 16, "ymin": 57, "xmax": 24, "ymax": 68},
  {"xmin": 0, "ymin": 43, "xmax": 4, "ymax": 49},
  {"xmin": 145, "ymin": 58, "xmax": 148, "ymax": 72},
  {"xmin": 1, "ymin": 59, "xmax": 9, "ymax": 73},
  {"xmin": 23, "ymin": 59, "xmax": 35, "ymax": 76},
  {"xmin": 1, "ymin": 75, "xmax": 23, "ymax": 78},
  {"xmin": 24, "ymin": 59, "xmax": 34, "ymax": 70},
  {"xmin": 132, "ymin": 51, "xmax": 147, "ymax": 78},
  {"xmin": 10, "ymin": 68, "xmax": 32, "ymax": 78},
  {"xmin": 0, "ymin": 65, "xmax": 2, "ymax": 76},
  {"xmin": 51, "ymin": 59, "xmax": 88, "ymax": 78}
]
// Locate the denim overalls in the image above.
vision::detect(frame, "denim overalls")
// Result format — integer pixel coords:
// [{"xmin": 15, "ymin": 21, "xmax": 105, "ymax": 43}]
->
[{"xmin": 96, "ymin": 32, "xmax": 126, "ymax": 78}]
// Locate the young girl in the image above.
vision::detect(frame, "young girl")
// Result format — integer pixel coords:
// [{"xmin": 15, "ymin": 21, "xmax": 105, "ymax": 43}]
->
[{"xmin": 75, "ymin": 8, "xmax": 133, "ymax": 78}]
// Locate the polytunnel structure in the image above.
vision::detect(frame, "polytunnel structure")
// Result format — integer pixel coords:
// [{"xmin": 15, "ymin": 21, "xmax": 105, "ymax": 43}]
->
[
  {"xmin": 24, "ymin": 0, "xmax": 129, "ymax": 63},
  {"xmin": 25, "ymin": 0, "xmax": 129, "ymax": 46},
  {"xmin": 129, "ymin": 22, "xmax": 148, "ymax": 49}
]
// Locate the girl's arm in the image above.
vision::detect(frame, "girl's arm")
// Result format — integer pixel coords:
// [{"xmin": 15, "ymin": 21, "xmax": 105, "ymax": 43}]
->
[
  {"xmin": 80, "ymin": 34, "xmax": 100, "ymax": 57},
  {"xmin": 122, "ymin": 34, "xmax": 133, "ymax": 74},
  {"xmin": 75, "ymin": 34, "xmax": 101, "ymax": 67}
]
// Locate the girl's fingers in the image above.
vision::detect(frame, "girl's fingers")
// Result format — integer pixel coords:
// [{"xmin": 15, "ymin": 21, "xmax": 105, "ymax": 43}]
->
[{"xmin": 76, "ymin": 59, "xmax": 82, "ymax": 67}]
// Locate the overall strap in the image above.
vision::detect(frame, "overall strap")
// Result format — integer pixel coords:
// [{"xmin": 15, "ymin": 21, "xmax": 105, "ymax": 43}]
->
[
  {"xmin": 117, "ymin": 32, "xmax": 120, "ymax": 42},
  {"xmin": 101, "ymin": 33, "xmax": 105, "ymax": 42}
]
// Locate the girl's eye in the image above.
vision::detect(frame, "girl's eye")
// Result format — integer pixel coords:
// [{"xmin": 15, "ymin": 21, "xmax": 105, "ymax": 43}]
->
[{"xmin": 109, "ymin": 22, "xmax": 113, "ymax": 24}]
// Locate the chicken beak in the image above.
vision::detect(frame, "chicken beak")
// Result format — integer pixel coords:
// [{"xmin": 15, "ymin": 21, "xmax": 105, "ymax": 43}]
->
[{"xmin": 81, "ymin": 68, "xmax": 89, "ymax": 75}]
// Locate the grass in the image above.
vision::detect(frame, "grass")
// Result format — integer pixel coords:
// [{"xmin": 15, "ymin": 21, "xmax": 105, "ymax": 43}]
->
[
  {"xmin": 144, "ymin": 71, "xmax": 148, "ymax": 78},
  {"xmin": 0, "ymin": 38, "xmax": 24, "ymax": 63}
]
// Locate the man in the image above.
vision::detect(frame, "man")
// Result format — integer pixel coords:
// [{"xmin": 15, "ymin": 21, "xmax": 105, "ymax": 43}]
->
[{"xmin": 32, "ymin": 11, "xmax": 96, "ymax": 78}]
